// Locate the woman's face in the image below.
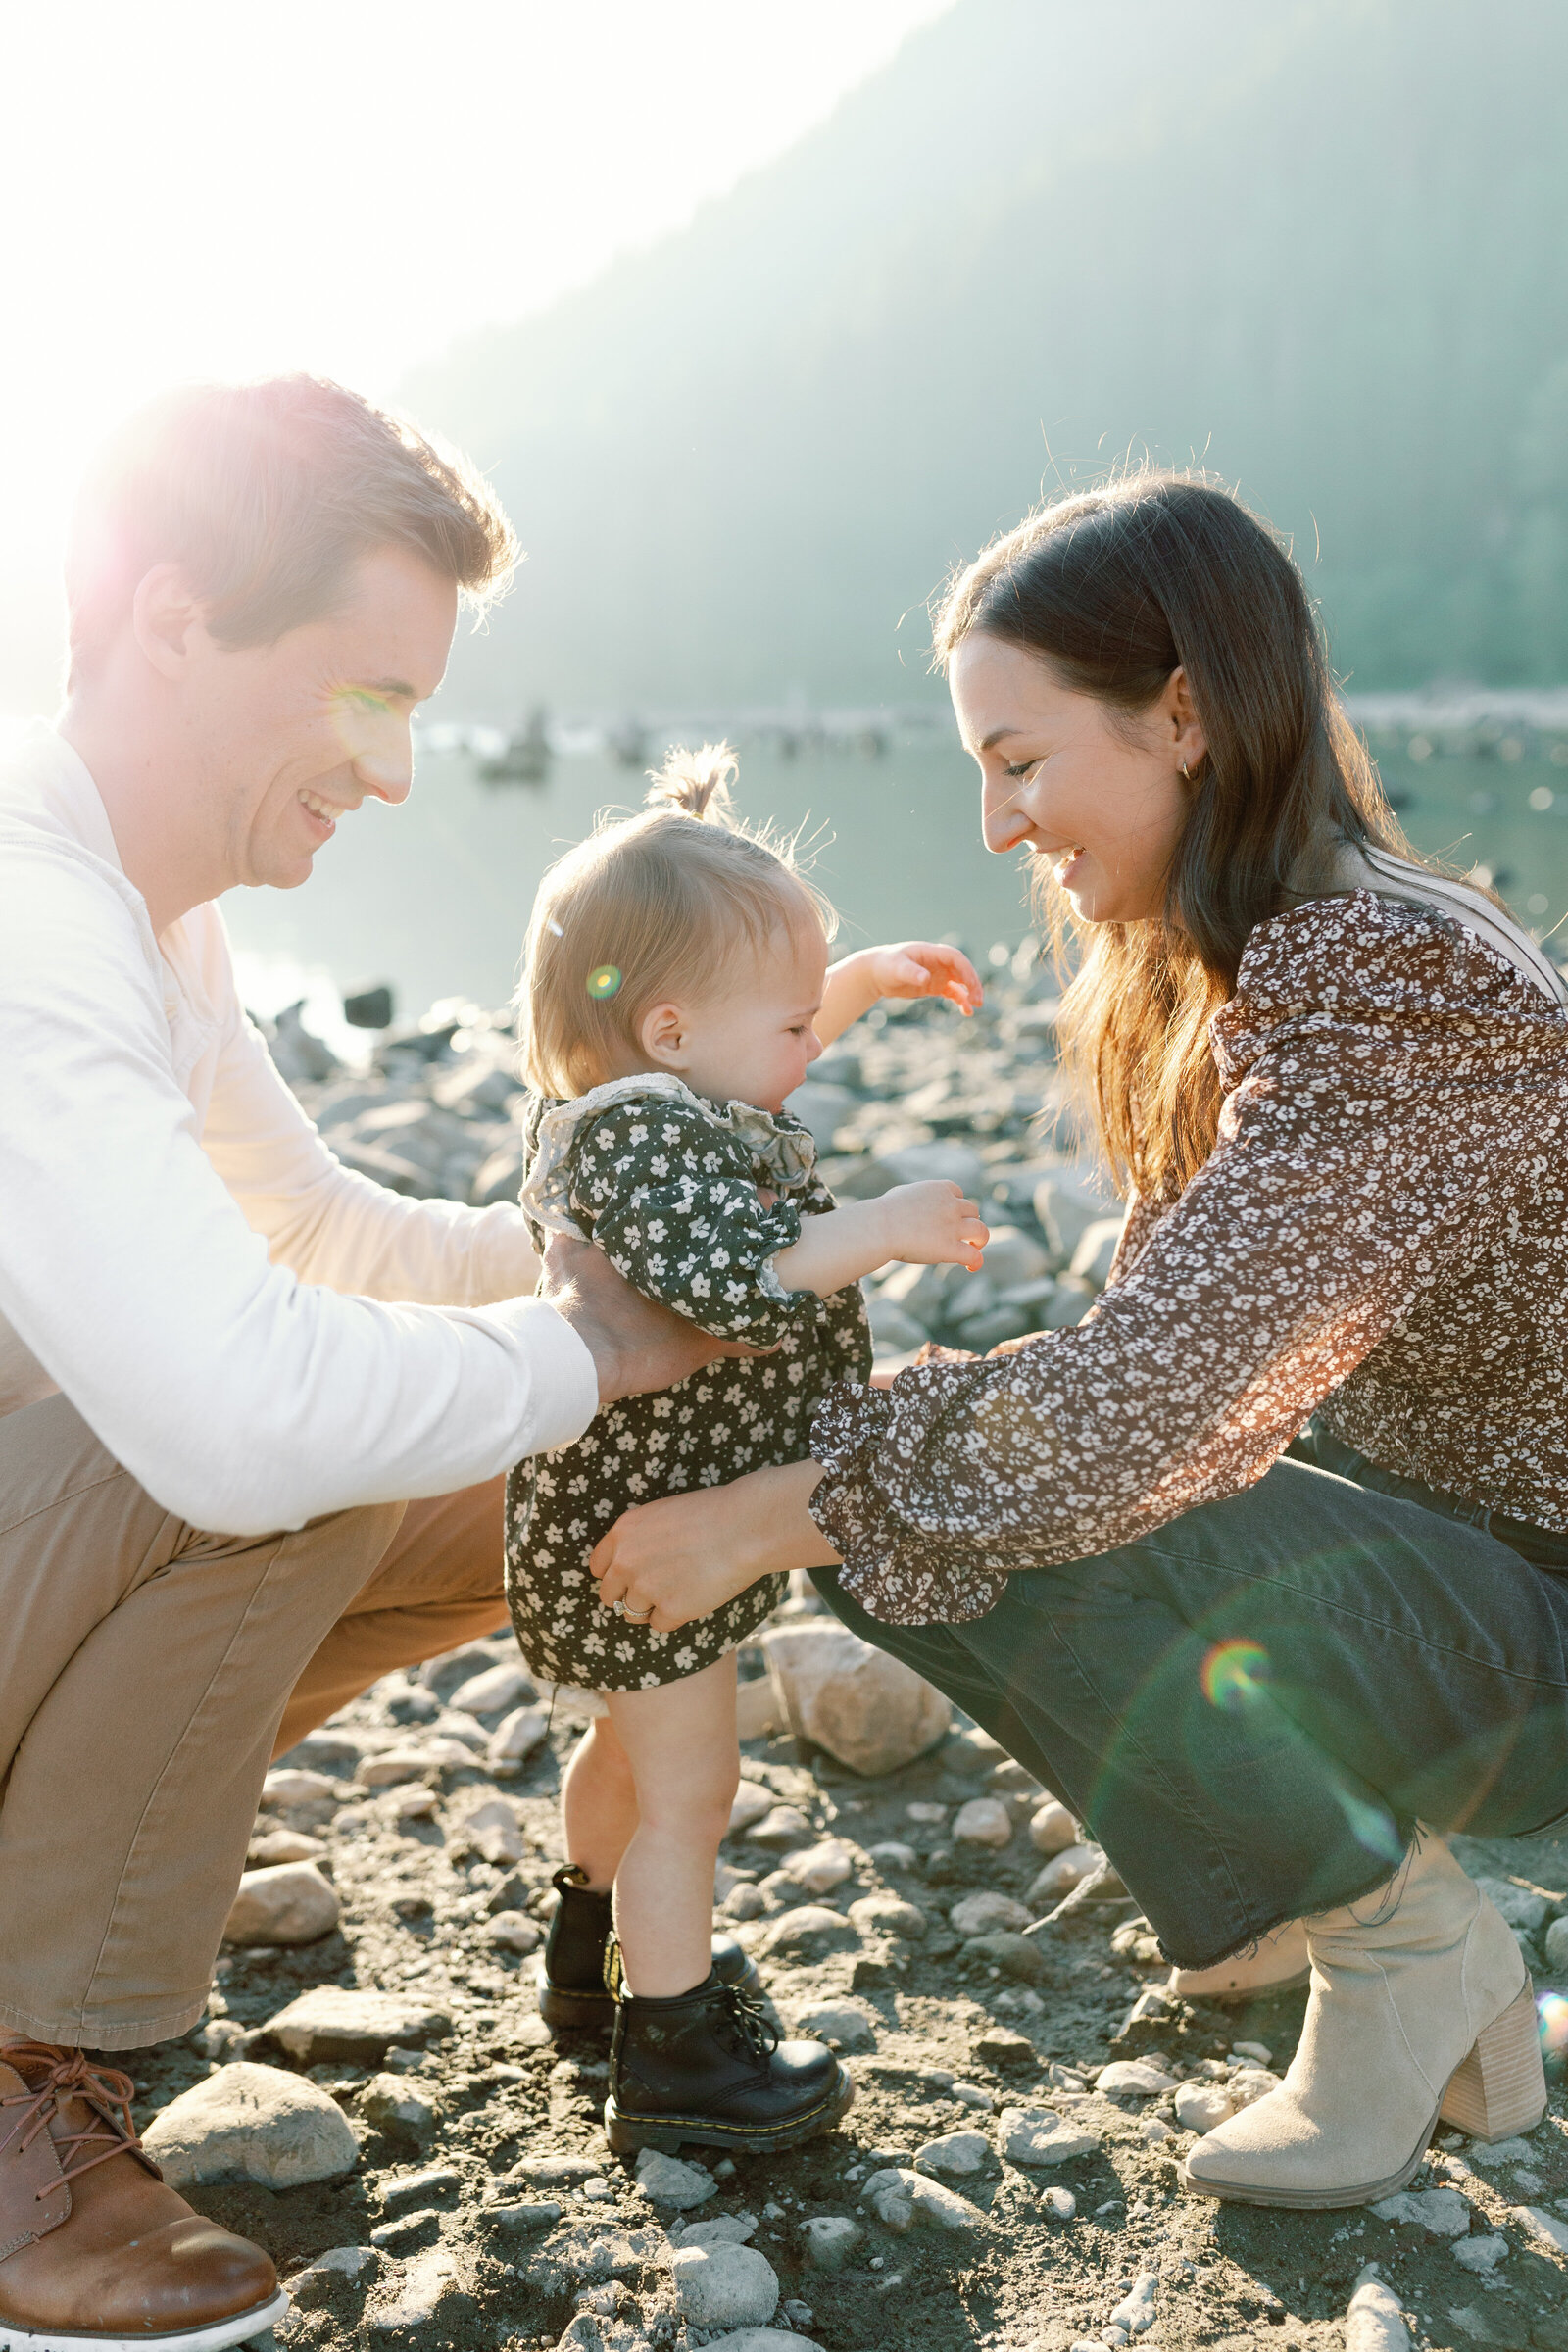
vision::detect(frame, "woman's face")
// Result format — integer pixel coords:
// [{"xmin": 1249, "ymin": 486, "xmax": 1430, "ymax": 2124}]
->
[{"xmin": 949, "ymin": 632, "xmax": 1205, "ymax": 925}]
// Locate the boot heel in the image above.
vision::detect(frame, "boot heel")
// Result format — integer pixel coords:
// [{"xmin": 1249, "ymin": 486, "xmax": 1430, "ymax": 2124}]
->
[
  {"xmin": 1439, "ymin": 1980, "xmax": 1545, "ymax": 2141},
  {"xmin": 603, "ymin": 2102, "xmax": 685, "ymax": 2156}
]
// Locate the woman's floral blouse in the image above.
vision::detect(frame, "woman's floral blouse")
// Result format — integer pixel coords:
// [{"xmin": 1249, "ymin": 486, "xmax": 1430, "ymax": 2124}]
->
[
  {"xmin": 809, "ymin": 891, "xmax": 1568, "ymax": 1625},
  {"xmin": 507, "ymin": 1083, "xmax": 870, "ymax": 1690}
]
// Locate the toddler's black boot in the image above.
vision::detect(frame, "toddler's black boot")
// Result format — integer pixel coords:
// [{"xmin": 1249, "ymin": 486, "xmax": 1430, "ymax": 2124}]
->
[
  {"xmin": 604, "ymin": 1971, "xmax": 854, "ymax": 2154},
  {"xmin": 537, "ymin": 1865, "xmax": 760, "ymax": 2033}
]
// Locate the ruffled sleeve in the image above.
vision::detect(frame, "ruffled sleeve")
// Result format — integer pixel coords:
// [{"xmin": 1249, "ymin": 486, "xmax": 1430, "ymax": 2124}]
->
[
  {"xmin": 571, "ymin": 1097, "xmax": 826, "ymax": 1345},
  {"xmin": 808, "ymin": 891, "xmax": 1568, "ymax": 1624}
]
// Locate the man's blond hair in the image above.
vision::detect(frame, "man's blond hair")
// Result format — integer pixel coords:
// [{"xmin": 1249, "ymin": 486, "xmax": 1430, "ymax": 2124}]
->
[{"xmin": 65, "ymin": 374, "xmax": 517, "ymax": 683}]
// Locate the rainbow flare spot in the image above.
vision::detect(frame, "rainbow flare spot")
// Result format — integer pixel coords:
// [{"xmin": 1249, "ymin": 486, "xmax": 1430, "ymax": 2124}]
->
[
  {"xmin": 1538, "ymin": 1991, "xmax": 1568, "ymax": 2057},
  {"xmin": 587, "ymin": 964, "xmax": 623, "ymax": 1000},
  {"xmin": 1200, "ymin": 1639, "xmax": 1271, "ymax": 1712}
]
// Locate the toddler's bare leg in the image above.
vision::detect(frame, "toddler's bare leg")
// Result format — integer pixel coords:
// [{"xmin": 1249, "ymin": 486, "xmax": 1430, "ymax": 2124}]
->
[
  {"xmin": 603, "ymin": 1655, "xmax": 739, "ymax": 1998},
  {"xmin": 562, "ymin": 1715, "xmax": 642, "ymax": 1891}
]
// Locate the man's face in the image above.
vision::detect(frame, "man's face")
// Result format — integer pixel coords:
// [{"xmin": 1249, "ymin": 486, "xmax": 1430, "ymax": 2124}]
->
[{"xmin": 185, "ymin": 544, "xmax": 459, "ymax": 895}]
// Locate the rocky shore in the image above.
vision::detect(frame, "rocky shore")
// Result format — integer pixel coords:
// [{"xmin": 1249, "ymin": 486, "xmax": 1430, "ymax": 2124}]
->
[
  {"xmin": 145, "ymin": 960, "xmax": 1568, "ymax": 2352},
  {"xmin": 268, "ymin": 943, "xmax": 1123, "ymax": 1362}
]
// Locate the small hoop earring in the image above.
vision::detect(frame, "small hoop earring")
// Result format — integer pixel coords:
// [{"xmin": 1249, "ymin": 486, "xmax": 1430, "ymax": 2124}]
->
[{"xmin": 1179, "ymin": 760, "xmax": 1191, "ymax": 780}]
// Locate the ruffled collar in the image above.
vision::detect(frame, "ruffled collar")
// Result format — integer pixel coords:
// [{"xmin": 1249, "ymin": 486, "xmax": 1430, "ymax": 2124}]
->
[{"xmin": 519, "ymin": 1071, "xmax": 817, "ymax": 1240}]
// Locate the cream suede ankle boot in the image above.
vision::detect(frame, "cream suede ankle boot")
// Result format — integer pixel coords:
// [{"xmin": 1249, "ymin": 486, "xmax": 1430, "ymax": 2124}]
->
[
  {"xmin": 1180, "ymin": 1834, "xmax": 1544, "ymax": 2209},
  {"xmin": 1167, "ymin": 1917, "xmax": 1310, "ymax": 2004}
]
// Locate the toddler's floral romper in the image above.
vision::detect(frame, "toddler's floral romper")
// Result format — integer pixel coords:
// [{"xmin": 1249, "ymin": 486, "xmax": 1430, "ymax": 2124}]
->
[{"xmin": 505, "ymin": 1074, "xmax": 871, "ymax": 1690}]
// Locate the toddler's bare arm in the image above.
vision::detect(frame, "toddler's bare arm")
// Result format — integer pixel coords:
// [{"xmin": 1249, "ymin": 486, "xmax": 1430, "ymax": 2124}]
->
[{"xmin": 771, "ymin": 1180, "xmax": 987, "ymax": 1298}]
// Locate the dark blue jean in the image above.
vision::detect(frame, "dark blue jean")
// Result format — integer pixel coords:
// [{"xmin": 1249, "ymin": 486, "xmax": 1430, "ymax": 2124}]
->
[{"xmin": 811, "ymin": 1435, "xmax": 1568, "ymax": 1969}]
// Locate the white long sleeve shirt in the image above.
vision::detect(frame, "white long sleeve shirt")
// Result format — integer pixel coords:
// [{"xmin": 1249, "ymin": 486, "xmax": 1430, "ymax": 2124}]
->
[{"xmin": 0, "ymin": 723, "xmax": 598, "ymax": 1534}]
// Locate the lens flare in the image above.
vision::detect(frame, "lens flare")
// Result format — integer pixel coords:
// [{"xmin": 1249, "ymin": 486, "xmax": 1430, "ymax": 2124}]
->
[
  {"xmin": 587, "ymin": 965, "xmax": 622, "ymax": 999},
  {"xmin": 1328, "ymin": 1782, "xmax": 1405, "ymax": 1864},
  {"xmin": 1538, "ymin": 1991, "xmax": 1568, "ymax": 2057},
  {"xmin": 1200, "ymin": 1639, "xmax": 1271, "ymax": 1712}
]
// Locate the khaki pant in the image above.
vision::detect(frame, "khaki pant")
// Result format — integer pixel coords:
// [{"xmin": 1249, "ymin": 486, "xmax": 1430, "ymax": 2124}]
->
[{"xmin": 0, "ymin": 1393, "xmax": 510, "ymax": 2050}]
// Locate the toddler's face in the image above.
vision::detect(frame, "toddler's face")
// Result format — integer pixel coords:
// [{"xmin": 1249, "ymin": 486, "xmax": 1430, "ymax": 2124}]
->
[{"xmin": 642, "ymin": 922, "xmax": 828, "ymax": 1113}]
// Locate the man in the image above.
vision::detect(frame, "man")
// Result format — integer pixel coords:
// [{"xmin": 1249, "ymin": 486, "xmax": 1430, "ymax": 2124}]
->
[{"xmin": 0, "ymin": 377, "xmax": 723, "ymax": 2344}]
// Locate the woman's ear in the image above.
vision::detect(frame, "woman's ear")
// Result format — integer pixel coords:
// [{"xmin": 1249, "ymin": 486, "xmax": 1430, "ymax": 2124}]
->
[
  {"xmin": 1167, "ymin": 664, "xmax": 1208, "ymax": 780},
  {"xmin": 638, "ymin": 1000, "xmax": 688, "ymax": 1070}
]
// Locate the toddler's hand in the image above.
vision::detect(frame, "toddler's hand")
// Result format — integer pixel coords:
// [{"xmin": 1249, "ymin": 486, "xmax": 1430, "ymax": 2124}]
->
[
  {"xmin": 861, "ymin": 940, "xmax": 984, "ymax": 1016},
  {"xmin": 879, "ymin": 1180, "xmax": 989, "ymax": 1271}
]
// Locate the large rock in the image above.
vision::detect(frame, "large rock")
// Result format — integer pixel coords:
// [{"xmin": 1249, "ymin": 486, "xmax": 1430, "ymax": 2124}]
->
[
  {"xmin": 672, "ymin": 2242, "xmax": 780, "ymax": 2328},
  {"xmin": 1173, "ymin": 2082, "xmax": 1234, "ymax": 2132},
  {"xmin": 861, "ymin": 2166, "xmax": 981, "ymax": 2232},
  {"xmin": 748, "ymin": 1805, "xmax": 813, "ymax": 1850},
  {"xmin": 950, "ymin": 1892, "xmax": 1030, "ymax": 1937},
  {"xmin": 800, "ymin": 2215, "xmax": 862, "ymax": 2272},
  {"xmin": 996, "ymin": 2106, "xmax": 1101, "ymax": 2166},
  {"xmin": 1095, "ymin": 2059, "xmax": 1179, "ymax": 2098},
  {"xmin": 789, "ymin": 2000, "xmax": 877, "ymax": 2051},
  {"xmin": 260, "ymin": 1766, "xmax": 339, "ymax": 1810},
  {"xmin": 761, "ymin": 1623, "xmax": 950, "ymax": 1778},
  {"xmin": 363, "ymin": 2073, "xmax": 437, "ymax": 2144},
  {"xmin": 223, "ymin": 1861, "xmax": 340, "ymax": 1947},
  {"xmin": 913, "ymin": 2130, "xmax": 992, "ymax": 2180},
  {"xmin": 951, "ymin": 1798, "xmax": 1012, "ymax": 1849},
  {"xmin": 263, "ymin": 1984, "xmax": 453, "ymax": 2064},
  {"xmin": 728, "ymin": 1781, "xmax": 777, "ymax": 1835},
  {"xmin": 1027, "ymin": 1843, "xmax": 1104, "ymax": 1905},
  {"xmin": 848, "ymin": 1893, "xmax": 927, "ymax": 1940},
  {"xmin": 706, "ymin": 2336, "xmax": 823, "ymax": 2352},
  {"xmin": 1028, "ymin": 1800, "xmax": 1080, "ymax": 1855},
  {"xmin": 489, "ymin": 1703, "xmax": 552, "ymax": 1772},
  {"xmin": 447, "ymin": 1660, "xmax": 536, "ymax": 1717},
  {"xmin": 760, "ymin": 1906, "xmax": 860, "ymax": 1960},
  {"xmin": 364, "ymin": 2245, "xmax": 473, "ymax": 2336},
  {"xmin": 458, "ymin": 1796, "xmax": 527, "ymax": 1864},
  {"xmin": 635, "ymin": 2147, "xmax": 716, "ymax": 2208},
  {"xmin": 781, "ymin": 1840, "xmax": 856, "ymax": 1895},
  {"xmin": 246, "ymin": 1829, "xmax": 326, "ymax": 1868},
  {"xmin": 1343, "ymin": 2274, "xmax": 1411, "ymax": 2352},
  {"xmin": 358, "ymin": 1739, "xmax": 476, "ymax": 1786},
  {"xmin": 142, "ymin": 2062, "xmax": 357, "ymax": 2188},
  {"xmin": 1369, "ymin": 2188, "xmax": 1472, "ymax": 2237}
]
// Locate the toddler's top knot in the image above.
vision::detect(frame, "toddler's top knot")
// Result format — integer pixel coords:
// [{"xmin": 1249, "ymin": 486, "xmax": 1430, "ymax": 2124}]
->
[{"xmin": 643, "ymin": 742, "xmax": 738, "ymax": 827}]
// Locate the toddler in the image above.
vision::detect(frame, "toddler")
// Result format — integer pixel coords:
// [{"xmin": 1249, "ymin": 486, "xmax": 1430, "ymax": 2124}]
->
[{"xmin": 507, "ymin": 748, "xmax": 987, "ymax": 2156}]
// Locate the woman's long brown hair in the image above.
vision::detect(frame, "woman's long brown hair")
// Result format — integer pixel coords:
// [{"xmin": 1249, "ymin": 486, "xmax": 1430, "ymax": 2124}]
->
[{"xmin": 934, "ymin": 473, "xmax": 1407, "ymax": 1200}]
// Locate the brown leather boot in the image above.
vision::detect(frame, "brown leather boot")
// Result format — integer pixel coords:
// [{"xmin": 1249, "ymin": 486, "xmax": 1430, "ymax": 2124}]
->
[{"xmin": 0, "ymin": 2040, "xmax": 284, "ymax": 2350}]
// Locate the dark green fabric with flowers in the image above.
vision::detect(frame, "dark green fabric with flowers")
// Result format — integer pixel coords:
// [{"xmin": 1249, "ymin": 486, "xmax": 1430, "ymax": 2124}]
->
[{"xmin": 506, "ymin": 1084, "xmax": 871, "ymax": 1690}]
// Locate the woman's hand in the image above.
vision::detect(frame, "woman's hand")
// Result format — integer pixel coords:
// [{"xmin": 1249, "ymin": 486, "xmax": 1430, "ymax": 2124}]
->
[
  {"xmin": 815, "ymin": 942, "xmax": 983, "ymax": 1043},
  {"xmin": 589, "ymin": 1459, "xmax": 839, "ymax": 1632}
]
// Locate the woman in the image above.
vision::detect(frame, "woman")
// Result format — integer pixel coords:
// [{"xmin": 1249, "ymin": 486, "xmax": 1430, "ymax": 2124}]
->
[{"xmin": 586, "ymin": 473, "xmax": 1568, "ymax": 2211}]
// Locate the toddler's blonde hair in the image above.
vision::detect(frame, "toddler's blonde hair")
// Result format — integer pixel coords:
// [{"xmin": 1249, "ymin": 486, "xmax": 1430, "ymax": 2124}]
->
[{"xmin": 521, "ymin": 745, "xmax": 837, "ymax": 1099}]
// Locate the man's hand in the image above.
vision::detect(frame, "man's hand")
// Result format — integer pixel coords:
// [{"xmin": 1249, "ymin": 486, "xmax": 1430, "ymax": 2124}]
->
[
  {"xmin": 589, "ymin": 1459, "xmax": 837, "ymax": 1632},
  {"xmin": 538, "ymin": 1232, "xmax": 758, "ymax": 1405}
]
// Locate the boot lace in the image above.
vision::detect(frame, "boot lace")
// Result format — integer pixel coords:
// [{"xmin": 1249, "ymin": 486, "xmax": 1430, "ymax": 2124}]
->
[
  {"xmin": 0, "ymin": 2041, "xmax": 145, "ymax": 2199},
  {"xmin": 710, "ymin": 1984, "xmax": 779, "ymax": 2069}
]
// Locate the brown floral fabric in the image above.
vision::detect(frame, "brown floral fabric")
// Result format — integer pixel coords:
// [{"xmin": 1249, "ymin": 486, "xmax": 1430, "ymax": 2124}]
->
[{"xmin": 809, "ymin": 890, "xmax": 1568, "ymax": 1625}]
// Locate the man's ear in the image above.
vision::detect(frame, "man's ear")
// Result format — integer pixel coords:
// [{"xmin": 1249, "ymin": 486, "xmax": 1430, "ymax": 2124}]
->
[
  {"xmin": 130, "ymin": 564, "xmax": 206, "ymax": 682},
  {"xmin": 638, "ymin": 1001, "xmax": 688, "ymax": 1070}
]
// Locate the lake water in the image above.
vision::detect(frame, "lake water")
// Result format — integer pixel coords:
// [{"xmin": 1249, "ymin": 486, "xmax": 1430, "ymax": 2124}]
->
[{"xmin": 217, "ymin": 720, "xmax": 1568, "ymax": 1053}]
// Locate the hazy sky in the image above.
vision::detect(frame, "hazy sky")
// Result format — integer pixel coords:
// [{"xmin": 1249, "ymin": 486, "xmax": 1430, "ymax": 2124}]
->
[{"xmin": 1, "ymin": 0, "xmax": 952, "ymax": 562}]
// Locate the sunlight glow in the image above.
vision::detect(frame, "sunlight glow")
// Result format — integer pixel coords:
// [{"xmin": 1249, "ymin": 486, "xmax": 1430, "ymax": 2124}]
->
[{"xmin": 0, "ymin": 0, "xmax": 952, "ymax": 708}]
